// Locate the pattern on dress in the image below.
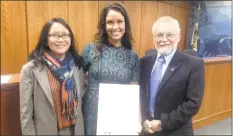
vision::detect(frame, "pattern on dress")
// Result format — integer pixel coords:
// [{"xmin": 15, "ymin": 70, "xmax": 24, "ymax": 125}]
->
[{"xmin": 81, "ymin": 43, "xmax": 140, "ymax": 135}]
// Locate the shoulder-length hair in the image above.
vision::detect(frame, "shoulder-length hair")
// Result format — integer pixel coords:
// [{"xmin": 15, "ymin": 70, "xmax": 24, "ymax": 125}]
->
[
  {"xmin": 94, "ymin": 3, "xmax": 134, "ymax": 51},
  {"xmin": 28, "ymin": 17, "xmax": 83, "ymax": 69}
]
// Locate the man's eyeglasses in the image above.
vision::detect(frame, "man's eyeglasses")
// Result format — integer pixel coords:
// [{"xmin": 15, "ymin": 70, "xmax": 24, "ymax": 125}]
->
[
  {"xmin": 155, "ymin": 33, "xmax": 178, "ymax": 40},
  {"xmin": 48, "ymin": 33, "xmax": 71, "ymax": 40}
]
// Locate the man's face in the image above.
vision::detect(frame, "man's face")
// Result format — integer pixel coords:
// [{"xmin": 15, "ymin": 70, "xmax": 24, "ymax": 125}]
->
[{"xmin": 153, "ymin": 21, "xmax": 180, "ymax": 56}]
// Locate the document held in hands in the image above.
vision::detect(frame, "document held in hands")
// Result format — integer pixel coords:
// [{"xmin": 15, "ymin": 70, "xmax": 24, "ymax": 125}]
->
[{"xmin": 97, "ymin": 83, "xmax": 140, "ymax": 135}]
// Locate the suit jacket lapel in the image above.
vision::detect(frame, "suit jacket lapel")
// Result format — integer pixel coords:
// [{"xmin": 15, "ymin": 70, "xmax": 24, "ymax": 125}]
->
[
  {"xmin": 148, "ymin": 54, "xmax": 157, "ymax": 77},
  {"xmin": 33, "ymin": 66, "xmax": 54, "ymax": 108},
  {"xmin": 33, "ymin": 65, "xmax": 81, "ymax": 109},
  {"xmin": 158, "ymin": 50, "xmax": 182, "ymax": 91}
]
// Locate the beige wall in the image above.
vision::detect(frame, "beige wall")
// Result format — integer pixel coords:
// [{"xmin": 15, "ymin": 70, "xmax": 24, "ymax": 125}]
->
[{"xmin": 1, "ymin": 1, "xmax": 190, "ymax": 74}]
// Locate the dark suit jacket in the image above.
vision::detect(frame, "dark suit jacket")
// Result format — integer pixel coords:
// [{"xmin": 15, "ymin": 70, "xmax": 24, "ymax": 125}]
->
[
  {"xmin": 183, "ymin": 49, "xmax": 198, "ymax": 57},
  {"xmin": 145, "ymin": 49, "xmax": 157, "ymax": 56},
  {"xmin": 140, "ymin": 50, "xmax": 205, "ymax": 136}
]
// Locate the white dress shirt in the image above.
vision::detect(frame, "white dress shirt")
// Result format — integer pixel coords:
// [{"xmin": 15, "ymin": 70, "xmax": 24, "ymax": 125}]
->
[{"xmin": 151, "ymin": 48, "xmax": 177, "ymax": 79}]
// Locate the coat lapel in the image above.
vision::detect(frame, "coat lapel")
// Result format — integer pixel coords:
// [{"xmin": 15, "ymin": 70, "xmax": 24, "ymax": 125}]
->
[
  {"xmin": 158, "ymin": 50, "xmax": 182, "ymax": 91},
  {"xmin": 148, "ymin": 54, "xmax": 157, "ymax": 77},
  {"xmin": 32, "ymin": 64, "xmax": 82, "ymax": 109},
  {"xmin": 33, "ymin": 66, "xmax": 54, "ymax": 107}
]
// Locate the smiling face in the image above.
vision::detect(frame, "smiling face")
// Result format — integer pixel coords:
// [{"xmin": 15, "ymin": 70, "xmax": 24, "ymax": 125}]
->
[
  {"xmin": 105, "ymin": 9, "xmax": 125, "ymax": 46},
  {"xmin": 47, "ymin": 22, "xmax": 71, "ymax": 60},
  {"xmin": 153, "ymin": 20, "xmax": 180, "ymax": 56}
]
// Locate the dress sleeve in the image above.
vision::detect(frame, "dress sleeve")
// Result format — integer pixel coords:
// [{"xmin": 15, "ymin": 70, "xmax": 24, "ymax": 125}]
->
[
  {"xmin": 81, "ymin": 43, "xmax": 92, "ymax": 72},
  {"xmin": 129, "ymin": 52, "xmax": 140, "ymax": 84}
]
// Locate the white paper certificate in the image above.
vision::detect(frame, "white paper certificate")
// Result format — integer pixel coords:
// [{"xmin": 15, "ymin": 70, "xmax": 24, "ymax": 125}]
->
[
  {"xmin": 97, "ymin": 83, "xmax": 140, "ymax": 135},
  {"xmin": 1, "ymin": 75, "xmax": 11, "ymax": 84}
]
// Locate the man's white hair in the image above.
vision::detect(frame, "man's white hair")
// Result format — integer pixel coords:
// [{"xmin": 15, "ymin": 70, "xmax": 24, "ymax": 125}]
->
[{"xmin": 152, "ymin": 16, "xmax": 181, "ymax": 35}]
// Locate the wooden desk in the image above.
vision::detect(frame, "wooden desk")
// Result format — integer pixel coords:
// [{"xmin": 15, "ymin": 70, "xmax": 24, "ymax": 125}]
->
[
  {"xmin": 193, "ymin": 57, "xmax": 232, "ymax": 129},
  {"xmin": 1, "ymin": 74, "xmax": 21, "ymax": 136}
]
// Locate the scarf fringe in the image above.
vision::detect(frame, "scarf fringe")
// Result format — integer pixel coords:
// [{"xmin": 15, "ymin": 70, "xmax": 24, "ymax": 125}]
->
[{"xmin": 61, "ymin": 100, "xmax": 78, "ymax": 119}]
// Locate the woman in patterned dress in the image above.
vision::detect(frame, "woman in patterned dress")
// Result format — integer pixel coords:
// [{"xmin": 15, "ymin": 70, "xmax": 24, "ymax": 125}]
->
[{"xmin": 81, "ymin": 3, "xmax": 140, "ymax": 135}]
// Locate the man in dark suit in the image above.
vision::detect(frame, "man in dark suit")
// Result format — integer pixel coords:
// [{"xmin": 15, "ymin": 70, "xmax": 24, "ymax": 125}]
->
[
  {"xmin": 145, "ymin": 49, "xmax": 157, "ymax": 56},
  {"xmin": 140, "ymin": 16, "xmax": 205, "ymax": 136}
]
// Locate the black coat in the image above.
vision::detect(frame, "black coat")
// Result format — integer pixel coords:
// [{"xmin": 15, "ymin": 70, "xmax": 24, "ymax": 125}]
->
[{"xmin": 140, "ymin": 50, "xmax": 205, "ymax": 136}]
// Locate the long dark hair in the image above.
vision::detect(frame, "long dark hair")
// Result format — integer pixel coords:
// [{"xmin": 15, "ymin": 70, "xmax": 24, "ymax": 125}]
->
[
  {"xmin": 28, "ymin": 17, "xmax": 83, "ymax": 69},
  {"xmin": 94, "ymin": 3, "xmax": 134, "ymax": 52}
]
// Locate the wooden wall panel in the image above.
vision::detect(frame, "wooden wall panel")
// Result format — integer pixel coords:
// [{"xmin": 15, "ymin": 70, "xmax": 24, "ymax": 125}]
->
[
  {"xmin": 123, "ymin": 1, "xmax": 142, "ymax": 55},
  {"xmin": 162, "ymin": 1, "xmax": 190, "ymax": 9},
  {"xmin": 68, "ymin": 1, "xmax": 82, "ymax": 52},
  {"xmin": 157, "ymin": 2, "xmax": 171, "ymax": 19},
  {"xmin": 81, "ymin": 2, "xmax": 99, "ymax": 52},
  {"xmin": 1, "ymin": 74, "xmax": 21, "ymax": 136},
  {"xmin": 1, "ymin": 1, "xmax": 190, "ymax": 74},
  {"xmin": 98, "ymin": 1, "xmax": 122, "ymax": 13},
  {"xmin": 1, "ymin": 1, "xmax": 28, "ymax": 75},
  {"xmin": 170, "ymin": 5, "xmax": 189, "ymax": 51},
  {"xmin": 1, "ymin": 84, "xmax": 21, "ymax": 136},
  {"xmin": 1, "ymin": 87, "xmax": 8, "ymax": 135},
  {"xmin": 193, "ymin": 62, "xmax": 232, "ymax": 129},
  {"xmin": 139, "ymin": 1, "xmax": 158, "ymax": 57},
  {"xmin": 26, "ymin": 1, "xmax": 68, "ymax": 53},
  {"xmin": 68, "ymin": 1, "xmax": 98, "ymax": 53}
]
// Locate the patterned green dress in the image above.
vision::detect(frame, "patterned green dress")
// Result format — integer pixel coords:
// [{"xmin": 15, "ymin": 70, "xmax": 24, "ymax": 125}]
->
[{"xmin": 81, "ymin": 43, "xmax": 140, "ymax": 135}]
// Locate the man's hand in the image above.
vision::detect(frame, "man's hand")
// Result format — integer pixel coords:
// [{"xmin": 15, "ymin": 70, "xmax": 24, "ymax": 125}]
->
[
  {"xmin": 142, "ymin": 120, "xmax": 154, "ymax": 133},
  {"xmin": 150, "ymin": 120, "xmax": 162, "ymax": 132},
  {"xmin": 142, "ymin": 120, "xmax": 162, "ymax": 134}
]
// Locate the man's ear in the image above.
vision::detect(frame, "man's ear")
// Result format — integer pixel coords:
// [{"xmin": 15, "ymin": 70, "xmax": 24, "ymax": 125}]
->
[{"xmin": 176, "ymin": 34, "xmax": 181, "ymax": 43}]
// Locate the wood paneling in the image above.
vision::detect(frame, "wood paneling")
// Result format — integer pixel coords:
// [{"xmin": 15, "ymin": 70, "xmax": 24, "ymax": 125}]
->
[
  {"xmin": 81, "ymin": 1, "xmax": 99, "ymax": 51},
  {"xmin": 1, "ymin": 1, "xmax": 28, "ymax": 75},
  {"xmin": 68, "ymin": 1, "xmax": 98, "ymax": 53},
  {"xmin": 193, "ymin": 61, "xmax": 232, "ymax": 129},
  {"xmin": 123, "ymin": 1, "xmax": 142, "ymax": 55},
  {"xmin": 157, "ymin": 2, "xmax": 171, "ymax": 18},
  {"xmin": 1, "ymin": 74, "xmax": 21, "ymax": 136},
  {"xmin": 170, "ymin": 5, "xmax": 189, "ymax": 51},
  {"xmin": 1, "ymin": 87, "xmax": 8, "ymax": 135},
  {"xmin": 139, "ymin": 1, "xmax": 158, "ymax": 57},
  {"xmin": 1, "ymin": 1, "xmax": 190, "ymax": 74},
  {"xmin": 26, "ymin": 1, "xmax": 68, "ymax": 53},
  {"xmin": 68, "ymin": 1, "xmax": 82, "ymax": 52},
  {"xmin": 1, "ymin": 84, "xmax": 21, "ymax": 136},
  {"xmin": 204, "ymin": 56, "xmax": 232, "ymax": 64},
  {"xmin": 162, "ymin": 1, "xmax": 191, "ymax": 9},
  {"xmin": 98, "ymin": 1, "xmax": 122, "ymax": 13}
]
